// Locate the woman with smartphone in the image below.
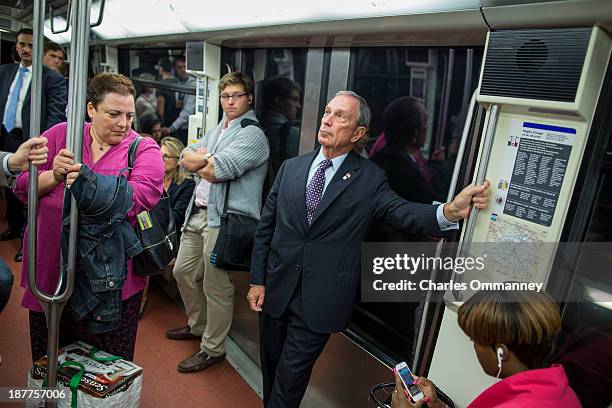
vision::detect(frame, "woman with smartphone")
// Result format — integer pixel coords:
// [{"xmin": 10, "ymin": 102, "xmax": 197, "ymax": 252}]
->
[{"xmin": 391, "ymin": 289, "xmax": 581, "ymax": 408}]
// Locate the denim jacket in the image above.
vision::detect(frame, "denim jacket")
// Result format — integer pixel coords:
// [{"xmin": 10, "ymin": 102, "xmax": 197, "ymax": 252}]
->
[{"xmin": 62, "ymin": 164, "xmax": 142, "ymax": 333}]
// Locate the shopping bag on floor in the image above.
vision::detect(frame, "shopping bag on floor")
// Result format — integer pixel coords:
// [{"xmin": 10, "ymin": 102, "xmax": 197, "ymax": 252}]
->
[{"xmin": 26, "ymin": 341, "xmax": 143, "ymax": 408}]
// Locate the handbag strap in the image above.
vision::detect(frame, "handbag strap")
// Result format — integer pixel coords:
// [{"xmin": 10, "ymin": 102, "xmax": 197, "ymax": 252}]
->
[
  {"xmin": 222, "ymin": 182, "xmax": 230, "ymax": 216},
  {"xmin": 128, "ymin": 136, "xmax": 144, "ymax": 175}
]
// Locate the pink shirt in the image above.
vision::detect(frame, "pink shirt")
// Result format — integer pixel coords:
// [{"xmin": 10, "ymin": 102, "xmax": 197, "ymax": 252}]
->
[
  {"xmin": 468, "ymin": 365, "xmax": 581, "ymax": 408},
  {"xmin": 15, "ymin": 122, "xmax": 164, "ymax": 312}
]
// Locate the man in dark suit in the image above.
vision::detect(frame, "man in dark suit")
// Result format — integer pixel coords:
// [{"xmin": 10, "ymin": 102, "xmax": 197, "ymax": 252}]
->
[
  {"xmin": 0, "ymin": 28, "xmax": 67, "ymax": 259},
  {"xmin": 248, "ymin": 91, "xmax": 490, "ymax": 408}
]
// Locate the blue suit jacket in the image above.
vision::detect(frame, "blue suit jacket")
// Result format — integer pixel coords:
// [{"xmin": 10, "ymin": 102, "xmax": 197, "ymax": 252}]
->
[
  {"xmin": 0, "ymin": 64, "xmax": 67, "ymax": 151},
  {"xmin": 250, "ymin": 149, "xmax": 443, "ymax": 333}
]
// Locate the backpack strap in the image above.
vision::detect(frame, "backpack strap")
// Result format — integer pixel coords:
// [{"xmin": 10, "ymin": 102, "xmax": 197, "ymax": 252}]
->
[
  {"xmin": 128, "ymin": 136, "xmax": 144, "ymax": 175},
  {"xmin": 241, "ymin": 118, "xmax": 263, "ymax": 130},
  {"xmin": 219, "ymin": 119, "xmax": 264, "ymax": 215},
  {"xmin": 240, "ymin": 118, "xmax": 276, "ymax": 207}
]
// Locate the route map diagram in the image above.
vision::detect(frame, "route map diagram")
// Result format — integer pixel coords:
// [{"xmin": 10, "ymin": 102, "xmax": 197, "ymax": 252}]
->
[{"xmin": 484, "ymin": 218, "xmax": 547, "ymax": 281}]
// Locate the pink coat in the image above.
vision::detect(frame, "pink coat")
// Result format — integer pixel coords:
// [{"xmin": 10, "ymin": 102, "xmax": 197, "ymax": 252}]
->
[
  {"xmin": 468, "ymin": 365, "xmax": 582, "ymax": 408},
  {"xmin": 15, "ymin": 122, "xmax": 164, "ymax": 312}
]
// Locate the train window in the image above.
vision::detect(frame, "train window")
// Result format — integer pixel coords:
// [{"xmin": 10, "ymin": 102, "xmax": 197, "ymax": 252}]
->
[
  {"xmin": 239, "ymin": 48, "xmax": 308, "ymax": 178},
  {"xmin": 1, "ymin": 39, "xmax": 17, "ymax": 64},
  {"xmin": 117, "ymin": 48, "xmax": 193, "ymax": 142},
  {"xmin": 554, "ymin": 161, "xmax": 612, "ymax": 408},
  {"xmin": 347, "ymin": 47, "xmax": 483, "ymax": 363}
]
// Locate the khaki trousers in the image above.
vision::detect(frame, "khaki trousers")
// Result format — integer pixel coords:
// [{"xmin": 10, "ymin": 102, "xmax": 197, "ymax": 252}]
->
[{"xmin": 173, "ymin": 209, "xmax": 234, "ymax": 357}]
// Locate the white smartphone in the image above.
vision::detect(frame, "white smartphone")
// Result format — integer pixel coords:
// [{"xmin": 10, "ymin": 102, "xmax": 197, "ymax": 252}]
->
[{"xmin": 395, "ymin": 361, "xmax": 424, "ymax": 402}]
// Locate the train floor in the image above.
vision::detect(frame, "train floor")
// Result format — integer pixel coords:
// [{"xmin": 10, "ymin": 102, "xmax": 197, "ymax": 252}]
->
[{"xmin": 0, "ymin": 220, "xmax": 261, "ymax": 407}]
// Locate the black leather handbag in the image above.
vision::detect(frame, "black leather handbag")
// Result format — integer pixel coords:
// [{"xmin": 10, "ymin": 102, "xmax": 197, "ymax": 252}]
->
[
  {"xmin": 128, "ymin": 137, "xmax": 179, "ymax": 276},
  {"xmin": 210, "ymin": 182, "xmax": 258, "ymax": 271}
]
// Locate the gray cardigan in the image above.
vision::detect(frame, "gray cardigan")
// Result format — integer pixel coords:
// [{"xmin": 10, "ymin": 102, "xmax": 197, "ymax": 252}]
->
[{"xmin": 183, "ymin": 109, "xmax": 269, "ymax": 228}]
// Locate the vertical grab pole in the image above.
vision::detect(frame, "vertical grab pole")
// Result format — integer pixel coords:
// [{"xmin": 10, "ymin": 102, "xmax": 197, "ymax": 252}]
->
[
  {"xmin": 55, "ymin": 0, "xmax": 92, "ymax": 387},
  {"xmin": 451, "ymin": 103, "xmax": 500, "ymax": 301},
  {"xmin": 26, "ymin": 0, "xmax": 92, "ymax": 402},
  {"xmin": 27, "ymin": 0, "xmax": 43, "ymax": 298},
  {"xmin": 27, "ymin": 0, "xmax": 61, "ymax": 393}
]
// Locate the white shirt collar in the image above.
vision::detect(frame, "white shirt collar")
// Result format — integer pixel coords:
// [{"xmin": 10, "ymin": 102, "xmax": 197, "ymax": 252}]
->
[
  {"xmin": 311, "ymin": 147, "xmax": 348, "ymax": 172},
  {"xmin": 19, "ymin": 63, "xmax": 32, "ymax": 73}
]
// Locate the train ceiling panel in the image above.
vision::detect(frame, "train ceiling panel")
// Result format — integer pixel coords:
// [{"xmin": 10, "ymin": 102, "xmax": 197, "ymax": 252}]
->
[
  {"xmin": 480, "ymin": 0, "xmax": 612, "ymax": 32},
  {"xmin": 36, "ymin": 0, "xmax": 483, "ymax": 45},
  {"xmin": 0, "ymin": 0, "xmax": 610, "ymax": 47}
]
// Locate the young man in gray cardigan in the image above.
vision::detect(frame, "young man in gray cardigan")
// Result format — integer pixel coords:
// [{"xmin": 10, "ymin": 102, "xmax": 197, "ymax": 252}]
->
[{"xmin": 169, "ymin": 72, "xmax": 269, "ymax": 373}]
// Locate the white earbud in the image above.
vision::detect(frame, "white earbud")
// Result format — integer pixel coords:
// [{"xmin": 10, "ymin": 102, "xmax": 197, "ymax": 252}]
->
[{"xmin": 496, "ymin": 347, "xmax": 504, "ymax": 378}]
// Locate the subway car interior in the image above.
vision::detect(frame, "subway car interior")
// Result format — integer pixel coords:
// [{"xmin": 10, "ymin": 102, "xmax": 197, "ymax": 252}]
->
[{"xmin": 0, "ymin": 0, "xmax": 611, "ymax": 407}]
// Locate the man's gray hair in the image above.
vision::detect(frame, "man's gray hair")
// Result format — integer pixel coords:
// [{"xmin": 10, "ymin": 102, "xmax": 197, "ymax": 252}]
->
[{"xmin": 335, "ymin": 90, "xmax": 371, "ymax": 129}]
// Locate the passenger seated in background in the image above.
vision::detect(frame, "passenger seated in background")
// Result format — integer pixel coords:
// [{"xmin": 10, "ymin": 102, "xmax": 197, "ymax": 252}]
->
[
  {"xmin": 139, "ymin": 113, "xmax": 162, "ymax": 144},
  {"xmin": 391, "ymin": 289, "xmax": 581, "ymax": 408},
  {"xmin": 160, "ymin": 137, "xmax": 195, "ymax": 234},
  {"xmin": 257, "ymin": 76, "xmax": 301, "ymax": 176}
]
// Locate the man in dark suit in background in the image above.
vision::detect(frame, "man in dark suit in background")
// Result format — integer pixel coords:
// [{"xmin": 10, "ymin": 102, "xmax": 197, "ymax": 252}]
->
[
  {"xmin": 248, "ymin": 90, "xmax": 490, "ymax": 408},
  {"xmin": 0, "ymin": 28, "xmax": 67, "ymax": 260}
]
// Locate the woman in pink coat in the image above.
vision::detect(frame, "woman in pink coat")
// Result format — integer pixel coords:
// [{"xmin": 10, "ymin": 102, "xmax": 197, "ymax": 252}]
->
[
  {"xmin": 391, "ymin": 289, "xmax": 581, "ymax": 408},
  {"xmin": 15, "ymin": 73, "xmax": 164, "ymax": 362}
]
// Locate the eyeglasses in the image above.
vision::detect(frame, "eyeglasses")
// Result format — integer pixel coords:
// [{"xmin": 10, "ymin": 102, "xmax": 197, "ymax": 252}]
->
[
  {"xmin": 220, "ymin": 93, "xmax": 247, "ymax": 101},
  {"xmin": 162, "ymin": 154, "xmax": 179, "ymax": 161}
]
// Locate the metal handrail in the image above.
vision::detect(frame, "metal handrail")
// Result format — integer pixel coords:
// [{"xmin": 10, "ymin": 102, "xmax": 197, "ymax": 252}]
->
[
  {"xmin": 451, "ymin": 103, "xmax": 500, "ymax": 301},
  {"xmin": 447, "ymin": 90, "xmax": 479, "ymax": 203},
  {"xmin": 131, "ymin": 77, "xmax": 197, "ymax": 95},
  {"xmin": 27, "ymin": 0, "xmax": 94, "ymax": 402},
  {"xmin": 90, "ymin": 0, "xmax": 106, "ymax": 28},
  {"xmin": 49, "ymin": 1, "xmax": 70, "ymax": 34}
]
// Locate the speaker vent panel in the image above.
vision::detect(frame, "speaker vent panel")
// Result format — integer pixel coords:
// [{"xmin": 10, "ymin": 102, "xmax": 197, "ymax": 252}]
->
[{"xmin": 480, "ymin": 28, "xmax": 591, "ymax": 102}]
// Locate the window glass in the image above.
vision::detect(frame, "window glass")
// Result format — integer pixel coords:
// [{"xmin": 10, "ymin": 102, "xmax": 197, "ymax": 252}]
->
[
  {"xmin": 348, "ymin": 47, "xmax": 483, "ymax": 363},
  {"xmin": 118, "ymin": 49, "xmax": 192, "ymax": 144},
  {"xmin": 554, "ymin": 166, "xmax": 612, "ymax": 408},
  {"xmin": 240, "ymin": 48, "xmax": 307, "ymax": 178}
]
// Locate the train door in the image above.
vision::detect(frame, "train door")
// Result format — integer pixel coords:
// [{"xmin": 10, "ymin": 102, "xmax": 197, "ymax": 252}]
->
[
  {"xmin": 221, "ymin": 45, "xmax": 313, "ymax": 395},
  {"xmin": 220, "ymin": 42, "xmax": 485, "ymax": 407},
  {"xmin": 428, "ymin": 26, "xmax": 612, "ymax": 407}
]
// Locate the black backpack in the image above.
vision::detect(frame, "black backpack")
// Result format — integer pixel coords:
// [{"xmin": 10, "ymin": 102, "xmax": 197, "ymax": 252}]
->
[{"xmin": 128, "ymin": 137, "xmax": 179, "ymax": 276}]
